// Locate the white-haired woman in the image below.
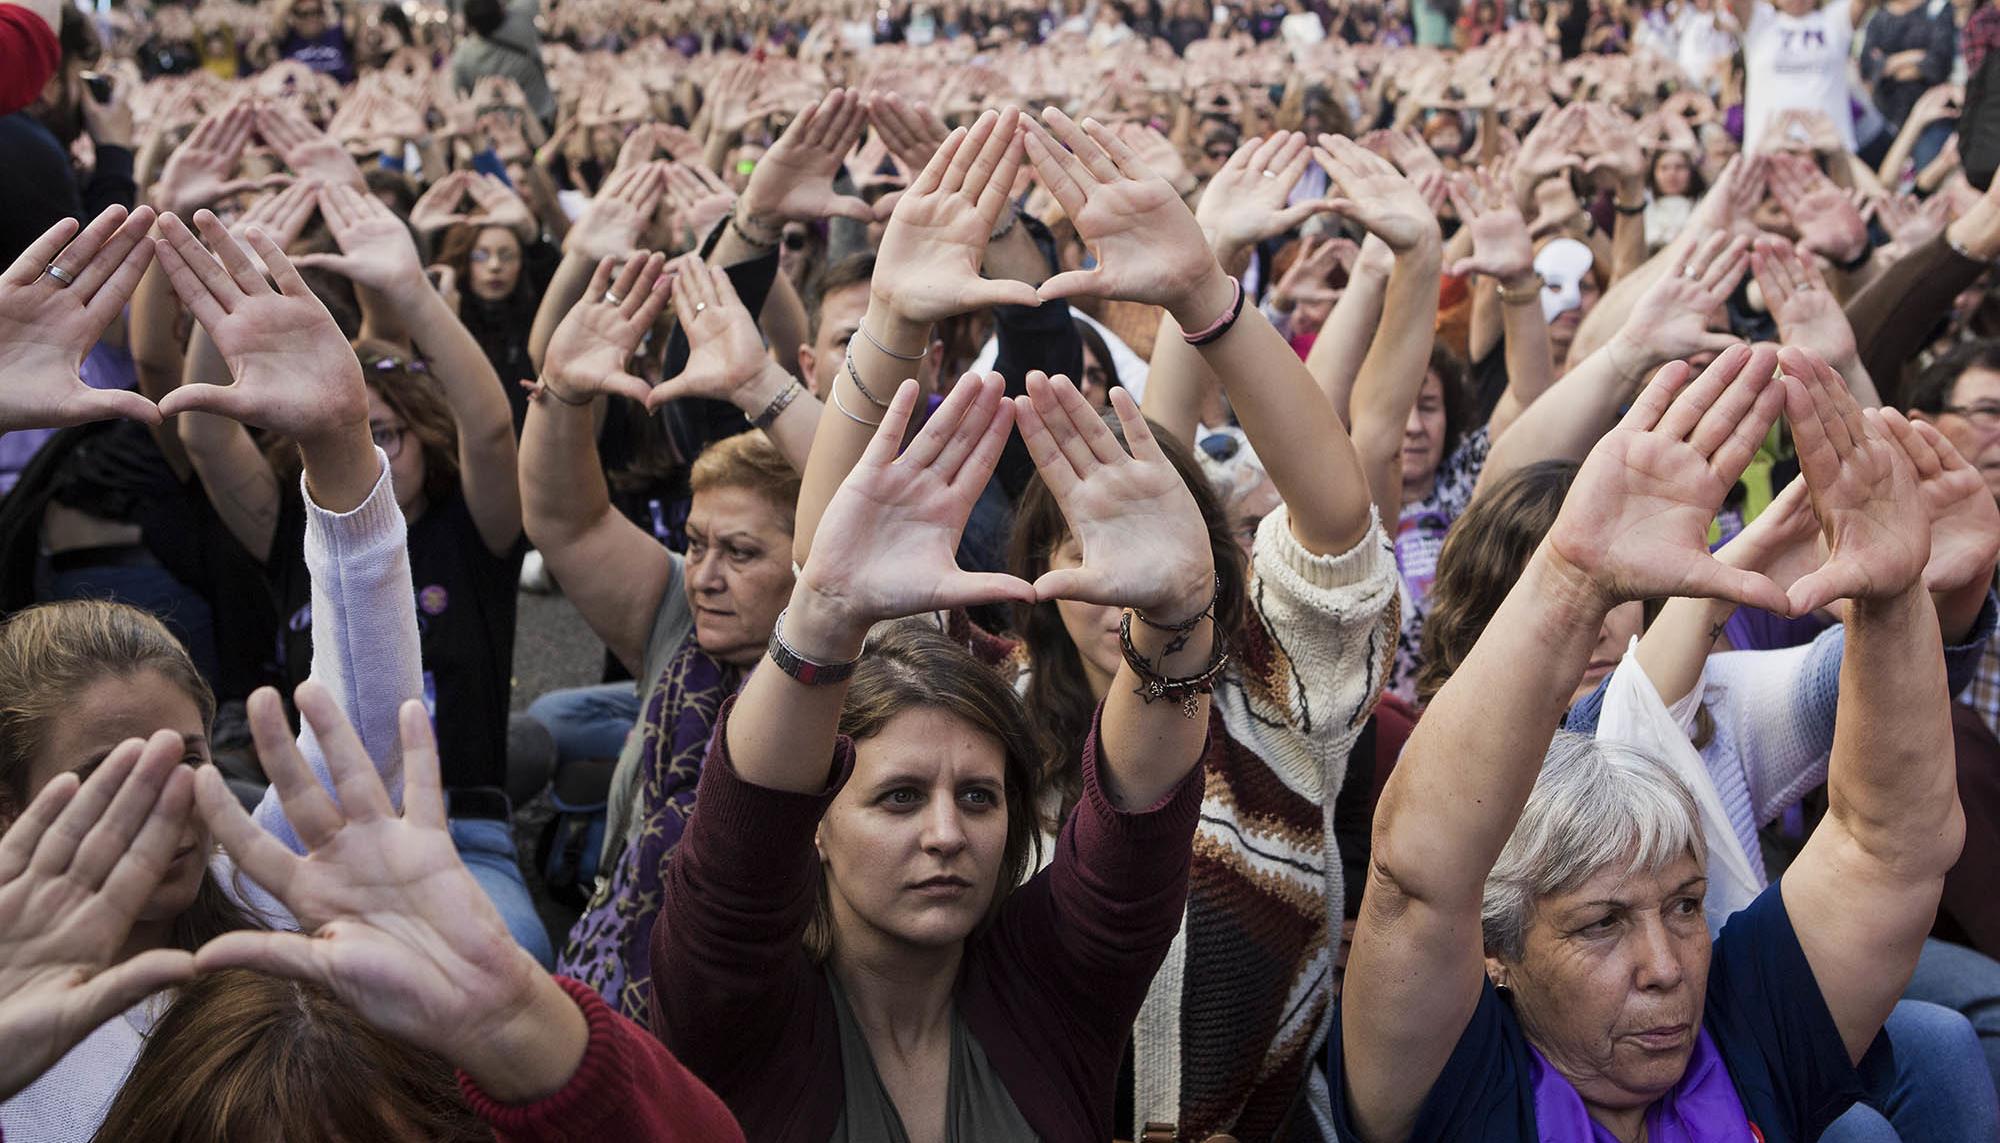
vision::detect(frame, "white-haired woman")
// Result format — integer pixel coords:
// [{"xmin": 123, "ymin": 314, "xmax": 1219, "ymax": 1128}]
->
[{"xmin": 1333, "ymin": 342, "xmax": 1965, "ymax": 1142}]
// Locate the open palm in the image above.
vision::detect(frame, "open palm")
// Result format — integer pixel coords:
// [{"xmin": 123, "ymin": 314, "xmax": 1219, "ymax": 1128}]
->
[
  {"xmin": 543, "ymin": 253, "xmax": 672, "ymax": 405},
  {"xmin": 1316, "ymin": 133, "xmax": 1439, "ymax": 254},
  {"xmin": 0, "ymin": 735, "xmax": 196, "ymax": 1101},
  {"xmin": 801, "ymin": 373, "xmax": 1035, "ymax": 626},
  {"xmin": 0, "ymin": 206, "xmax": 162, "ymax": 432},
  {"xmin": 1621, "ymin": 231, "xmax": 1748, "ymax": 363},
  {"xmin": 1779, "ymin": 349, "xmax": 1930, "ymax": 615},
  {"xmin": 649, "ymin": 257, "xmax": 773, "ymax": 408},
  {"xmin": 1015, "ymin": 373, "xmax": 1214, "ymax": 617},
  {"xmin": 1550, "ymin": 344, "xmax": 1792, "ymax": 612},
  {"xmin": 194, "ymin": 687, "xmax": 543, "ymax": 1067},
  {"xmin": 1889, "ymin": 416, "xmax": 2000, "ymax": 593},
  {"xmin": 1197, "ymin": 132, "xmax": 1333, "ymax": 263},
  {"xmin": 152, "ymin": 211, "xmax": 366, "ymax": 439},
  {"xmin": 1026, "ymin": 109, "xmax": 1218, "ymax": 308},
  {"xmin": 295, "ymin": 184, "xmax": 427, "ymax": 302},
  {"xmin": 874, "ymin": 107, "xmax": 1040, "ymax": 323},
  {"xmin": 740, "ymin": 89, "xmax": 876, "ymax": 224}
]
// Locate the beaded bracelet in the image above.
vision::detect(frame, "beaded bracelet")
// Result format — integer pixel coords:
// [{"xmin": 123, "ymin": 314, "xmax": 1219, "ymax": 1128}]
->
[
  {"xmin": 1182, "ymin": 278, "xmax": 1246, "ymax": 347},
  {"xmin": 1119, "ymin": 610, "xmax": 1229, "ymax": 720},
  {"xmin": 730, "ymin": 204, "xmax": 781, "ymax": 249}
]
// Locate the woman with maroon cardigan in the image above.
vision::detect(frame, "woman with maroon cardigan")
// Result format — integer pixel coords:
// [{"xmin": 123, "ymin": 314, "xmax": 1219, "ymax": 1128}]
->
[{"xmin": 649, "ymin": 362, "xmax": 1218, "ymax": 1141}]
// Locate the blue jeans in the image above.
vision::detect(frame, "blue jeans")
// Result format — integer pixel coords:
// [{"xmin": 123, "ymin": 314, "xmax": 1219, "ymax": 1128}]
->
[
  {"xmin": 1821, "ymin": 989, "xmax": 2000, "ymax": 1140},
  {"xmin": 526, "ymin": 682, "xmax": 641, "ymax": 764},
  {"xmin": 1904, "ymin": 936, "xmax": 2000, "ymax": 1091},
  {"xmin": 450, "ymin": 816, "xmax": 554, "ymax": 969}
]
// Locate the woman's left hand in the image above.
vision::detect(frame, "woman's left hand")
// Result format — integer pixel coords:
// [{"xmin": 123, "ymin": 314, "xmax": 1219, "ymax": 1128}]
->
[
  {"xmin": 1014, "ymin": 372, "xmax": 1215, "ymax": 622},
  {"xmin": 645, "ymin": 255, "xmax": 786, "ymax": 411},
  {"xmin": 1881, "ymin": 414, "xmax": 2000, "ymax": 595},
  {"xmin": 193, "ymin": 686, "xmax": 587, "ymax": 1105},
  {"xmin": 294, "ymin": 183, "xmax": 430, "ymax": 306}
]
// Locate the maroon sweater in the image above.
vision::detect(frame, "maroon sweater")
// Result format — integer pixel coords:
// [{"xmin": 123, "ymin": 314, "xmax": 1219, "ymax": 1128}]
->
[{"xmin": 650, "ymin": 695, "xmax": 1205, "ymax": 1142}]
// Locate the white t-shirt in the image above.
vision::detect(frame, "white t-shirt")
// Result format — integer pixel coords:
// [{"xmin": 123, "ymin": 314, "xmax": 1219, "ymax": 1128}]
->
[
  {"xmin": 1742, "ymin": 0, "xmax": 1858, "ymax": 152},
  {"xmin": 1674, "ymin": 6, "xmax": 1738, "ymax": 91}
]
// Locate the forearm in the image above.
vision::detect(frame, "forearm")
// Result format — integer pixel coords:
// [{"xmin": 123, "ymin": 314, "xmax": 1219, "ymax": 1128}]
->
[
  {"xmin": 1138, "ymin": 311, "xmax": 1216, "ymax": 448},
  {"xmin": 1634, "ymin": 596, "xmax": 1734, "ymax": 707},
  {"xmin": 794, "ymin": 303, "xmax": 930, "ymax": 563},
  {"xmin": 1609, "ymin": 202, "xmax": 1646, "ymax": 282},
  {"xmin": 724, "ymin": 584, "xmax": 860, "ymax": 795},
  {"xmin": 1374, "ymin": 546, "xmax": 1608, "ymax": 904},
  {"xmin": 1479, "ymin": 336, "xmax": 1645, "ymax": 497},
  {"xmin": 1304, "ymin": 260, "xmax": 1389, "ymax": 425},
  {"xmin": 1467, "ymin": 278, "xmax": 1503, "ymax": 365},
  {"xmin": 528, "ymin": 252, "xmax": 600, "ymax": 372},
  {"xmin": 1850, "ymin": 232, "xmax": 1983, "ymax": 401},
  {"xmin": 1486, "ymin": 281, "xmax": 1559, "ymax": 439},
  {"xmin": 758, "ymin": 272, "xmax": 807, "ymax": 379},
  {"xmin": 396, "ymin": 287, "xmax": 520, "ymax": 551},
  {"xmin": 1348, "ymin": 243, "xmax": 1444, "ymax": 531},
  {"xmin": 1182, "ymin": 272, "xmax": 1377, "ymax": 555},
  {"xmin": 1097, "ymin": 604, "xmax": 1215, "ymax": 811}
]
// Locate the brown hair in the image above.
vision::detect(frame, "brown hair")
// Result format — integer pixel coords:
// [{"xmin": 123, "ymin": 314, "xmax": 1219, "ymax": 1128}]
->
[
  {"xmin": 803, "ymin": 252, "xmax": 875, "ymax": 341},
  {"xmin": 1006, "ymin": 416, "xmax": 1246, "ymax": 823},
  {"xmin": 689, "ymin": 429, "xmax": 802, "ymax": 533},
  {"xmin": 805, "ymin": 622, "xmax": 1044, "ymax": 962},
  {"xmin": 0, "ymin": 600, "xmax": 257, "ymax": 949},
  {"xmin": 356, "ymin": 338, "xmax": 461, "ymax": 508},
  {"xmin": 91, "ymin": 969, "xmax": 487, "ymax": 1143},
  {"xmin": 1416, "ymin": 461, "xmax": 1578, "ymax": 705}
]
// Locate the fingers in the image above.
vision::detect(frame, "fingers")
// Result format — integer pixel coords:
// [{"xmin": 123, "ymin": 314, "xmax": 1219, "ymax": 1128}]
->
[
  {"xmin": 1036, "ymin": 266, "xmax": 1105, "ymax": 303},
  {"xmin": 245, "ymin": 686, "xmax": 344, "ymax": 850},
  {"xmin": 1779, "ymin": 363, "xmax": 1842, "ymax": 492},
  {"xmin": 1881, "ymin": 402, "xmax": 1942, "ymax": 480},
  {"xmin": 1081, "ymin": 115, "xmax": 1152, "ymax": 181},
  {"xmin": 935, "ymin": 570, "xmax": 1040, "ymax": 610},
  {"xmin": 609, "ymin": 250, "xmax": 661, "ymax": 319},
  {"xmin": 1698, "ymin": 235, "xmax": 1751, "ymax": 298},
  {"xmin": 28, "ymin": 738, "xmax": 143, "ymax": 880},
  {"xmin": 65, "ymin": 729, "xmax": 188, "ymax": 892},
  {"xmin": 0, "ymin": 770, "xmax": 78, "ymax": 885},
  {"xmin": 1021, "ymin": 119, "xmax": 1089, "ymax": 220},
  {"xmin": 1616, "ymin": 358, "xmax": 1696, "ymax": 434},
  {"xmin": 1040, "ymin": 107, "xmax": 1119, "ymax": 184},
  {"xmin": 909, "ymin": 123, "xmax": 969, "ymax": 199},
  {"xmin": 43, "ymin": 205, "xmax": 134, "ymax": 297},
  {"xmin": 3, "ymin": 215, "xmax": 82, "ymax": 288},
  {"xmin": 1656, "ymin": 343, "xmax": 1756, "ymax": 441},
  {"xmin": 153, "ymin": 213, "xmax": 236, "ymax": 321},
  {"xmin": 244, "ymin": 227, "xmax": 312, "ymax": 300},
  {"xmin": 192, "ymin": 927, "xmax": 332, "ymax": 983},
  {"xmin": 79, "ymin": 210, "xmax": 160, "ymax": 329},
  {"xmin": 397, "ymin": 699, "xmax": 447, "ymax": 832},
  {"xmin": 940, "ymin": 108, "xmax": 1000, "ymax": 196},
  {"xmin": 1107, "ymin": 385, "xmax": 1164, "ymax": 465},
  {"xmin": 189, "ymin": 210, "xmax": 269, "ymax": 299},
  {"xmin": 296, "ymin": 681, "xmax": 396, "ymax": 823},
  {"xmin": 1685, "ymin": 343, "xmax": 1779, "ymax": 456},
  {"xmin": 1023, "ymin": 370, "xmax": 1102, "ymax": 477},
  {"xmin": 859, "ymin": 379, "xmax": 923, "ymax": 469},
  {"xmin": 929, "ymin": 375, "xmax": 1011, "ymax": 486},
  {"xmin": 1708, "ymin": 374, "xmax": 1790, "ymax": 488},
  {"xmin": 1912, "ymin": 417, "xmax": 1971, "ymax": 475},
  {"xmin": 67, "ymin": 947, "xmax": 198, "ymax": 1027},
  {"xmin": 899, "ymin": 369, "xmax": 989, "ymax": 471}
]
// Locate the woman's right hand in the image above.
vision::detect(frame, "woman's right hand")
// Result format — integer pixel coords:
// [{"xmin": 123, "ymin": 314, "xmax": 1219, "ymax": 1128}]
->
[
  {"xmin": 1547, "ymin": 342, "xmax": 1793, "ymax": 614},
  {"xmin": 1608, "ymin": 230, "xmax": 1748, "ymax": 372},
  {"xmin": 789, "ymin": 374, "xmax": 1036, "ymax": 659},
  {"xmin": 1015, "ymin": 372, "xmax": 1215, "ymax": 622},
  {"xmin": 192, "ymin": 687, "xmax": 589, "ymax": 1105},
  {"xmin": 563, "ymin": 162, "xmax": 667, "ymax": 263}
]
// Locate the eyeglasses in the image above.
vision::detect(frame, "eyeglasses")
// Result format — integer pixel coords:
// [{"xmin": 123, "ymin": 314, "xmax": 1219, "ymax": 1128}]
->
[
  {"xmin": 370, "ymin": 423, "xmax": 408, "ymax": 459},
  {"xmin": 1942, "ymin": 402, "xmax": 2000, "ymax": 428},
  {"xmin": 470, "ymin": 248, "xmax": 520, "ymax": 266},
  {"xmin": 362, "ymin": 354, "xmax": 428, "ymax": 375}
]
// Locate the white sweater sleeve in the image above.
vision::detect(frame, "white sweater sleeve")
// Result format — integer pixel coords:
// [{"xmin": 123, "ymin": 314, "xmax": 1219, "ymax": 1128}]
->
[
  {"xmin": 251, "ymin": 451, "xmax": 422, "ymax": 853},
  {"xmin": 1224, "ymin": 504, "xmax": 1399, "ymax": 802}
]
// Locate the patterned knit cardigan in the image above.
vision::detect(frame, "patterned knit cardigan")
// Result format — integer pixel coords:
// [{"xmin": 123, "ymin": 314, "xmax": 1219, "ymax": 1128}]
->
[{"xmin": 1122, "ymin": 505, "xmax": 1398, "ymax": 1141}]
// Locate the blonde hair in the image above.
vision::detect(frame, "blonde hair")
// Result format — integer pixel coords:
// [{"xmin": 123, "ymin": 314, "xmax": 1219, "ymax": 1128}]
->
[{"xmin": 689, "ymin": 430, "xmax": 801, "ymax": 533}]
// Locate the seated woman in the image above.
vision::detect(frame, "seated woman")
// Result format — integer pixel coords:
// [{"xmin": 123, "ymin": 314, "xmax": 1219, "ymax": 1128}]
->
[
  {"xmin": 0, "ymin": 207, "xmax": 425, "ymax": 1142},
  {"xmin": 1416, "ymin": 447, "xmax": 2000, "ymax": 1140},
  {"xmin": 654, "ymin": 370, "xmax": 1216, "ymax": 1141},
  {"xmin": 1334, "ymin": 345, "xmax": 1969, "ymax": 1141}
]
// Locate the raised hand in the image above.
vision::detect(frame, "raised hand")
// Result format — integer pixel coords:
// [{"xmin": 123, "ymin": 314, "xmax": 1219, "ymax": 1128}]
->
[
  {"xmin": 1885, "ymin": 416, "xmax": 2000, "ymax": 594},
  {"xmin": 646, "ymin": 255, "xmax": 790, "ymax": 412},
  {"xmin": 256, "ymin": 101, "xmax": 365, "ymax": 189},
  {"xmin": 1024, "ymin": 108, "xmax": 1230, "ymax": 323},
  {"xmin": 1271, "ymin": 234, "xmax": 1356, "ymax": 313},
  {"xmin": 565, "ymin": 162, "xmax": 668, "ymax": 263},
  {"xmin": 1195, "ymin": 132, "xmax": 1338, "ymax": 269},
  {"xmin": 1778, "ymin": 348, "xmax": 1930, "ymax": 616},
  {"xmin": 152, "ymin": 100, "xmax": 275, "ymax": 216},
  {"xmin": 1446, "ymin": 169, "xmax": 1533, "ymax": 280},
  {"xmin": 1013, "ymin": 373, "xmax": 1215, "ymax": 620},
  {"xmin": 540, "ymin": 252, "xmax": 673, "ymax": 406},
  {"xmin": 1314, "ymin": 133, "xmax": 1443, "ymax": 255},
  {"xmin": 1768, "ymin": 155, "xmax": 1868, "ymax": 265},
  {"xmin": 464, "ymin": 173, "xmax": 538, "ymax": 242},
  {"xmin": 737, "ymin": 89, "xmax": 876, "ymax": 226},
  {"xmin": 1688, "ymin": 154, "xmax": 1767, "ymax": 240},
  {"xmin": 1510, "ymin": 103, "xmax": 1585, "ymax": 211},
  {"xmin": 871, "ymin": 107, "xmax": 1041, "ymax": 324},
  {"xmin": 151, "ymin": 210, "xmax": 367, "ymax": 441},
  {"xmin": 0, "ymin": 206, "xmax": 164, "ymax": 432},
  {"xmin": 792, "ymin": 374, "xmax": 1035, "ymax": 645},
  {"xmin": 292, "ymin": 183, "xmax": 428, "ymax": 305},
  {"xmin": 1750, "ymin": 235, "xmax": 1856, "ymax": 368},
  {"xmin": 662, "ymin": 162, "xmax": 735, "ymax": 247},
  {"xmin": 1610, "ymin": 230, "xmax": 1748, "ymax": 368},
  {"xmin": 229, "ymin": 179, "xmax": 320, "ymax": 258},
  {"xmin": 1547, "ymin": 343, "xmax": 1793, "ymax": 613},
  {"xmin": 191, "ymin": 687, "xmax": 587, "ymax": 1104},
  {"xmin": 1579, "ymin": 103, "xmax": 1644, "ymax": 194},
  {"xmin": 0, "ymin": 732, "xmax": 197, "ymax": 1102},
  {"xmin": 866, "ymin": 91, "xmax": 953, "ymax": 177},
  {"xmin": 408, "ymin": 170, "xmax": 475, "ymax": 237}
]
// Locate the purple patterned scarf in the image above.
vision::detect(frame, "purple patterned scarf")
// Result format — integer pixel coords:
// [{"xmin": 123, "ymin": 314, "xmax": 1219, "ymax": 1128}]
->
[
  {"xmin": 1530, "ymin": 1027, "xmax": 1757, "ymax": 1141},
  {"xmin": 555, "ymin": 638, "xmax": 739, "ymax": 1025}
]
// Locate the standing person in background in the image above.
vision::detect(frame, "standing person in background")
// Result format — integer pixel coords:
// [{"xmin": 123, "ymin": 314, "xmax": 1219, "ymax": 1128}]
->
[
  {"xmin": 453, "ymin": 0, "xmax": 556, "ymax": 129},
  {"xmin": 257, "ymin": 0, "xmax": 354, "ymax": 83},
  {"xmin": 1860, "ymin": 0, "xmax": 1958, "ymax": 167},
  {"xmin": 1734, "ymin": 0, "xmax": 1868, "ymax": 152},
  {"xmin": 0, "ymin": 4, "xmax": 133, "ymax": 265}
]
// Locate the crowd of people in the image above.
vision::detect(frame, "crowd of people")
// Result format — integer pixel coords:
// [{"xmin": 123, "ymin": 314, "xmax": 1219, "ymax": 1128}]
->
[{"xmin": 3, "ymin": 0, "xmax": 2000, "ymax": 1138}]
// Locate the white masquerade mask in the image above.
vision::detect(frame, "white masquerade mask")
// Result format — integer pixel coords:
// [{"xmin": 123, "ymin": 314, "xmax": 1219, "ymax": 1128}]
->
[{"xmin": 1535, "ymin": 237, "xmax": 1596, "ymax": 325}]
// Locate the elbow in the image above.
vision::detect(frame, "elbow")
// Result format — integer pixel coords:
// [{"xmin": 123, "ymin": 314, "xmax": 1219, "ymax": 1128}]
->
[{"xmin": 1835, "ymin": 791, "xmax": 1966, "ymax": 885}]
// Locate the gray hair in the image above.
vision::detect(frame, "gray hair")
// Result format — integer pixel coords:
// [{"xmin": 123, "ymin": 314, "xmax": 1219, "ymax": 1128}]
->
[{"xmin": 1480, "ymin": 731, "xmax": 1706, "ymax": 962}]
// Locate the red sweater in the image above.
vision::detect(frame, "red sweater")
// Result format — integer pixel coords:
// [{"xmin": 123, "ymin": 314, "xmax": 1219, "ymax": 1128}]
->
[
  {"xmin": 650, "ymin": 696, "xmax": 1205, "ymax": 1142},
  {"xmin": 460, "ymin": 976, "xmax": 746, "ymax": 1143},
  {"xmin": 0, "ymin": 6, "xmax": 59, "ymax": 116}
]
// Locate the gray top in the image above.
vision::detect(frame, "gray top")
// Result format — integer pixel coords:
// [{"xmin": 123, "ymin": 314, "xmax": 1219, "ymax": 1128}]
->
[
  {"xmin": 601, "ymin": 553, "xmax": 690, "ymax": 859},
  {"xmin": 826, "ymin": 970, "xmax": 1038, "ymax": 1143},
  {"xmin": 449, "ymin": 0, "xmax": 556, "ymax": 121}
]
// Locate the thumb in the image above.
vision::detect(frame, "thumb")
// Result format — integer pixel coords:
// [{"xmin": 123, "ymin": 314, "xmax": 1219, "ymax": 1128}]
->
[
  {"xmin": 1694, "ymin": 331, "xmax": 1744, "ymax": 355},
  {"xmin": 157, "ymin": 382, "xmax": 251, "ymax": 422},
  {"xmin": 938, "ymin": 570, "xmax": 1039, "ymax": 610},
  {"xmin": 72, "ymin": 387, "xmax": 164, "ymax": 427},
  {"xmin": 827, "ymin": 195, "xmax": 878, "ymax": 222},
  {"xmin": 1275, "ymin": 201, "xmax": 1339, "ymax": 230},
  {"xmin": 192, "ymin": 928, "xmax": 330, "ymax": 982},
  {"xmin": 1703, "ymin": 562, "xmax": 1793, "ymax": 616},
  {"xmin": 1037, "ymin": 267, "xmax": 1109, "ymax": 303},
  {"xmin": 1032, "ymin": 566, "xmax": 1112, "ymax": 605},
  {"xmin": 290, "ymin": 252, "xmax": 351, "ymax": 276},
  {"xmin": 872, "ymin": 189, "xmax": 906, "ymax": 219},
  {"xmin": 1449, "ymin": 256, "xmax": 1500, "ymax": 278},
  {"xmin": 67, "ymin": 948, "xmax": 196, "ymax": 1026},
  {"xmin": 968, "ymin": 277, "xmax": 1044, "ymax": 309},
  {"xmin": 1784, "ymin": 563, "xmax": 1859, "ymax": 619}
]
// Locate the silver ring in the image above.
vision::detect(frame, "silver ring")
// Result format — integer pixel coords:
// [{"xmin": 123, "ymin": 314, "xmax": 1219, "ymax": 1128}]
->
[
  {"xmin": 694, "ymin": 302, "xmax": 707, "ymax": 314},
  {"xmin": 602, "ymin": 289, "xmax": 623, "ymax": 305},
  {"xmin": 1260, "ymin": 170, "xmax": 1277, "ymax": 179},
  {"xmin": 44, "ymin": 264, "xmax": 75, "ymax": 287},
  {"xmin": 1681, "ymin": 266, "xmax": 1700, "ymax": 279}
]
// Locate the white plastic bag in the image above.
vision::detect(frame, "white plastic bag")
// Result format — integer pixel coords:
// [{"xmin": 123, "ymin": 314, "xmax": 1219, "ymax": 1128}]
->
[{"xmin": 1596, "ymin": 639, "xmax": 1762, "ymax": 922}]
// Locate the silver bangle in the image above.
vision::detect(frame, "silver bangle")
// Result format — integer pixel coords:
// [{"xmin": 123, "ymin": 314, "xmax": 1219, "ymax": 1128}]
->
[
  {"xmin": 750, "ymin": 378, "xmax": 803, "ymax": 429},
  {"xmin": 856, "ymin": 320, "xmax": 927, "ymax": 362},
  {"xmin": 842, "ymin": 342, "xmax": 892, "ymax": 409},
  {"xmin": 830, "ymin": 384, "xmax": 883, "ymax": 427}
]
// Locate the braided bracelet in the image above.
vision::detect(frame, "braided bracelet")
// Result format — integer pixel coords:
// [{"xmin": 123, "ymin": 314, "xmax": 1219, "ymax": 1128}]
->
[
  {"xmin": 1182, "ymin": 277, "xmax": 1246, "ymax": 347},
  {"xmin": 1119, "ymin": 610, "xmax": 1229, "ymax": 720},
  {"xmin": 1129, "ymin": 574, "xmax": 1221, "ymax": 658}
]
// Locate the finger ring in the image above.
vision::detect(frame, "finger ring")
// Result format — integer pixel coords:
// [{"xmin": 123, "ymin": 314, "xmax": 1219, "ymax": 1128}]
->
[
  {"xmin": 44, "ymin": 264, "xmax": 75, "ymax": 287},
  {"xmin": 603, "ymin": 289, "xmax": 623, "ymax": 305},
  {"xmin": 1682, "ymin": 266, "xmax": 1700, "ymax": 279},
  {"xmin": 1260, "ymin": 170, "xmax": 1277, "ymax": 179},
  {"xmin": 694, "ymin": 302, "xmax": 707, "ymax": 314}
]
